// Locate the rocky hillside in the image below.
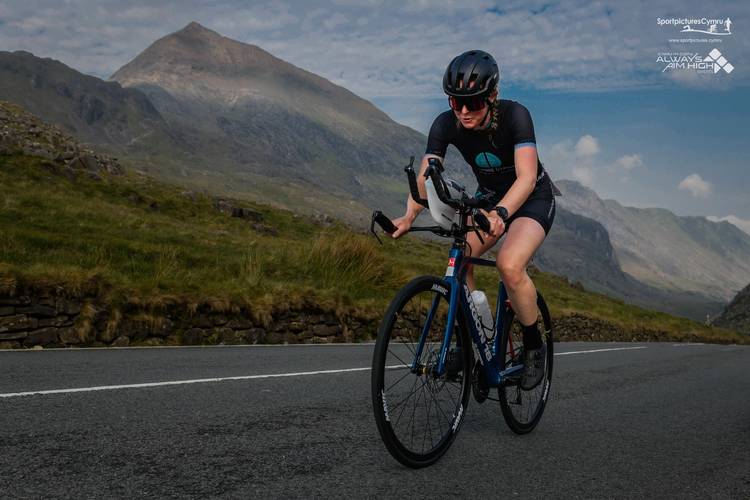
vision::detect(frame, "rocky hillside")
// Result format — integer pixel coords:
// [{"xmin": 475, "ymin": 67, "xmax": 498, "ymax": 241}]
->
[
  {"xmin": 712, "ymin": 283, "xmax": 750, "ymax": 335},
  {"xmin": 0, "ymin": 50, "xmax": 183, "ymax": 168},
  {"xmin": 0, "ymin": 44, "xmax": 418, "ymax": 227},
  {"xmin": 555, "ymin": 179, "xmax": 750, "ymax": 304},
  {"xmin": 535, "ymin": 206, "xmax": 622, "ymax": 290},
  {"xmin": 534, "ymin": 207, "xmax": 725, "ymax": 321},
  {"xmin": 111, "ymin": 22, "xmax": 422, "ymax": 170},
  {"xmin": 109, "ymin": 22, "xmax": 431, "ymax": 219},
  {"xmin": 0, "ymin": 100, "xmax": 122, "ymax": 177}
]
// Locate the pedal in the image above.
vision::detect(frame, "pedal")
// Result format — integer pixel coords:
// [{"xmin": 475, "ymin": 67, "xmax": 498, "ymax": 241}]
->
[
  {"xmin": 510, "ymin": 387, "xmax": 523, "ymax": 405},
  {"xmin": 472, "ymin": 361, "xmax": 489, "ymax": 404},
  {"xmin": 503, "ymin": 374, "xmax": 521, "ymax": 387},
  {"xmin": 445, "ymin": 348, "xmax": 462, "ymax": 382}
]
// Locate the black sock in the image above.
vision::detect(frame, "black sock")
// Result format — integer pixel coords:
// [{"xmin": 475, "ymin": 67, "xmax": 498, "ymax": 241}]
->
[{"xmin": 522, "ymin": 321, "xmax": 543, "ymax": 350}]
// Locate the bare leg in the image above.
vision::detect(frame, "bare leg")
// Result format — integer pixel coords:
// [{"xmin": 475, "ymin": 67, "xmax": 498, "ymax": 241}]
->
[
  {"xmin": 496, "ymin": 217, "xmax": 547, "ymax": 326},
  {"xmin": 464, "ymin": 218, "xmax": 502, "ymax": 291}
]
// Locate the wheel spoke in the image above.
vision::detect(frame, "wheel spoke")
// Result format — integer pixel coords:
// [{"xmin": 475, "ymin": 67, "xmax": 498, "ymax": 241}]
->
[
  {"xmin": 422, "ymin": 382, "xmax": 433, "ymax": 452},
  {"xmin": 386, "ymin": 347, "xmax": 412, "ymax": 372},
  {"xmin": 399, "ymin": 337, "xmax": 417, "ymax": 358},
  {"xmin": 394, "ymin": 374, "xmax": 420, "ymax": 428},
  {"xmin": 408, "ymin": 378, "xmax": 426, "ymax": 449},
  {"xmin": 390, "ymin": 375, "xmax": 427, "ymax": 414},
  {"xmin": 443, "ymin": 378, "xmax": 460, "ymax": 408},
  {"xmin": 426, "ymin": 381, "xmax": 452, "ymax": 434},
  {"xmin": 385, "ymin": 366, "xmax": 413, "ymax": 393}
]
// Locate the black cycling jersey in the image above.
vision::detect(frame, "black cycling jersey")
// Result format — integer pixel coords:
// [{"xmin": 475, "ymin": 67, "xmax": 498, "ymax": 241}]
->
[{"xmin": 425, "ymin": 99, "xmax": 554, "ymax": 200}]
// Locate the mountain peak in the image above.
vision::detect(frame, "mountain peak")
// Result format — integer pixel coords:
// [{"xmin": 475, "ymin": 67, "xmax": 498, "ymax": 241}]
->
[
  {"xmin": 176, "ymin": 21, "xmax": 222, "ymax": 39},
  {"xmin": 109, "ymin": 21, "xmax": 281, "ymax": 84},
  {"xmin": 555, "ymin": 179, "xmax": 601, "ymax": 200},
  {"xmin": 184, "ymin": 21, "xmax": 207, "ymax": 30}
]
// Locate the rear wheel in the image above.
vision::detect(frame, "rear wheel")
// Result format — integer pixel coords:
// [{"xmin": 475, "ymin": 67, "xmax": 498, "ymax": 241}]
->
[
  {"xmin": 371, "ymin": 275, "xmax": 472, "ymax": 468},
  {"xmin": 498, "ymin": 291, "xmax": 553, "ymax": 434}
]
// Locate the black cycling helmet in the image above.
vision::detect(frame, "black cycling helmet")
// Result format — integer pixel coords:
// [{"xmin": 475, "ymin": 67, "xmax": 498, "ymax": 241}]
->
[{"xmin": 442, "ymin": 50, "xmax": 499, "ymax": 97}]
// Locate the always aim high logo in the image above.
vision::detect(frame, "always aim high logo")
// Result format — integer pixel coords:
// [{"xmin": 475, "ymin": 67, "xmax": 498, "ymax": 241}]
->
[{"xmin": 658, "ymin": 48, "xmax": 734, "ymax": 74}]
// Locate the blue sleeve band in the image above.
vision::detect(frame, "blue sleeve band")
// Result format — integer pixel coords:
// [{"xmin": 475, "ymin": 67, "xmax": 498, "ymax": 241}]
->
[{"xmin": 514, "ymin": 142, "xmax": 537, "ymax": 150}]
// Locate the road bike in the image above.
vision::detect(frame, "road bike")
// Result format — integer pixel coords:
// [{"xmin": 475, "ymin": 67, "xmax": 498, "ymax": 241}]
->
[{"xmin": 369, "ymin": 157, "xmax": 554, "ymax": 468}]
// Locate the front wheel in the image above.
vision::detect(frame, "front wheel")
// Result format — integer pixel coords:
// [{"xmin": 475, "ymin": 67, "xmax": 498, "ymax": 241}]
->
[
  {"xmin": 371, "ymin": 275, "xmax": 472, "ymax": 468},
  {"xmin": 498, "ymin": 291, "xmax": 554, "ymax": 434}
]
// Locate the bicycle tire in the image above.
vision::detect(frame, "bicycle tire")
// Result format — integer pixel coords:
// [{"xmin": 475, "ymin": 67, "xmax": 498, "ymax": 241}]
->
[
  {"xmin": 497, "ymin": 290, "xmax": 554, "ymax": 434},
  {"xmin": 371, "ymin": 275, "xmax": 472, "ymax": 468}
]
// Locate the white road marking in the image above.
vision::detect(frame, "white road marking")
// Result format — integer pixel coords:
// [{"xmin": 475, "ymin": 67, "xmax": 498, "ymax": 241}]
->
[
  {"xmin": 0, "ymin": 346, "xmax": 648, "ymax": 399},
  {"xmin": 0, "ymin": 365, "xmax": 405, "ymax": 399},
  {"xmin": 555, "ymin": 346, "xmax": 647, "ymax": 356},
  {"xmin": 0, "ymin": 343, "xmax": 377, "ymax": 352}
]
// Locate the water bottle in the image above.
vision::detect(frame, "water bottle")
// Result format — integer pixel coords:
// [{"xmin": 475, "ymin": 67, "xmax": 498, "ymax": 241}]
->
[{"xmin": 471, "ymin": 290, "xmax": 495, "ymax": 339}]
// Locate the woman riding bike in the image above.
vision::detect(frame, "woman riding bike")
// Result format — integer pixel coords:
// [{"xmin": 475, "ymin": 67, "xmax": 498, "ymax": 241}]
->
[{"xmin": 390, "ymin": 50, "xmax": 557, "ymax": 390}]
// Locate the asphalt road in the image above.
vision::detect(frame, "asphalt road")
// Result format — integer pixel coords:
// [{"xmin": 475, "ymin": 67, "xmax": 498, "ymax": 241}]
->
[{"xmin": 1, "ymin": 342, "xmax": 748, "ymax": 499}]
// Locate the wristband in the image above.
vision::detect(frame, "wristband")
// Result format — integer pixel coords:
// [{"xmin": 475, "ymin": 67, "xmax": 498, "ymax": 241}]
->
[{"xmin": 494, "ymin": 205, "xmax": 509, "ymax": 222}]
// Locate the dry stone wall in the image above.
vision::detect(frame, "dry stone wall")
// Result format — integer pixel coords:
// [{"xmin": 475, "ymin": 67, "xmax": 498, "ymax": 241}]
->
[
  {"xmin": 0, "ymin": 290, "xmax": 378, "ymax": 349},
  {"xmin": 0, "ymin": 289, "xmax": 726, "ymax": 350}
]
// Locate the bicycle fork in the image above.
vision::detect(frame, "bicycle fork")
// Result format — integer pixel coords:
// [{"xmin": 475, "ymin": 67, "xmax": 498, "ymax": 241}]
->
[{"xmin": 410, "ymin": 272, "xmax": 525, "ymax": 386}]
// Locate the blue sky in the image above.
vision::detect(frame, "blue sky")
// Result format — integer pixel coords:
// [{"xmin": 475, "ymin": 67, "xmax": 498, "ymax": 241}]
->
[{"xmin": 1, "ymin": 0, "xmax": 748, "ymax": 230}]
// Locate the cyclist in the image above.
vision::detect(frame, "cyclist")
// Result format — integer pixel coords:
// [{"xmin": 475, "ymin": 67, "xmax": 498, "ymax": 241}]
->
[{"xmin": 391, "ymin": 50, "xmax": 556, "ymax": 390}]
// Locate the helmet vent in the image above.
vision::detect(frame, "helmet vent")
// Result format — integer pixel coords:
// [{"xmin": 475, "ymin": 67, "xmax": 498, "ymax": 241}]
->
[{"xmin": 443, "ymin": 50, "xmax": 499, "ymax": 97}]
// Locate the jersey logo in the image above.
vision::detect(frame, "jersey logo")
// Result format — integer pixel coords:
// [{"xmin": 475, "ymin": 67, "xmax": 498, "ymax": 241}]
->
[{"xmin": 475, "ymin": 152, "xmax": 502, "ymax": 169}]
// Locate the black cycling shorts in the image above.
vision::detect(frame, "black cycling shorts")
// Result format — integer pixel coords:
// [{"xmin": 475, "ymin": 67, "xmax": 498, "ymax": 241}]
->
[
  {"xmin": 476, "ymin": 185, "xmax": 556, "ymax": 236},
  {"xmin": 505, "ymin": 194, "xmax": 556, "ymax": 236}
]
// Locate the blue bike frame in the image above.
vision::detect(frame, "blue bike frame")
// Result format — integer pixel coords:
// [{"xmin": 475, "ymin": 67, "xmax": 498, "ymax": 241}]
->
[{"xmin": 410, "ymin": 243, "xmax": 525, "ymax": 387}]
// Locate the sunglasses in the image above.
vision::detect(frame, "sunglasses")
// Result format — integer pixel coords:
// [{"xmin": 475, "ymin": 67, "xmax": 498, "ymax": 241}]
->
[{"xmin": 448, "ymin": 95, "xmax": 488, "ymax": 112}]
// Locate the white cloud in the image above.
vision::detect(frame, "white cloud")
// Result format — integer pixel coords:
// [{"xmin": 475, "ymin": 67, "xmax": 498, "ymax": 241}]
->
[
  {"xmin": 615, "ymin": 154, "xmax": 642, "ymax": 170},
  {"xmin": 546, "ymin": 138, "xmax": 575, "ymax": 164},
  {"xmin": 678, "ymin": 174, "xmax": 711, "ymax": 198},
  {"xmin": 1, "ymin": 0, "xmax": 747, "ymax": 98},
  {"xmin": 548, "ymin": 134, "xmax": 601, "ymax": 165},
  {"xmin": 574, "ymin": 134, "xmax": 599, "ymax": 158},
  {"xmin": 547, "ymin": 138, "xmax": 649, "ymax": 195},
  {"xmin": 706, "ymin": 215, "xmax": 750, "ymax": 236},
  {"xmin": 546, "ymin": 134, "xmax": 602, "ymax": 186},
  {"xmin": 571, "ymin": 165, "xmax": 594, "ymax": 186}
]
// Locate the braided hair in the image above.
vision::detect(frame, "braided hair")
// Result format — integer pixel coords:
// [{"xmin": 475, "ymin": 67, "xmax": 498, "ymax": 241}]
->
[{"xmin": 487, "ymin": 95, "xmax": 503, "ymax": 148}]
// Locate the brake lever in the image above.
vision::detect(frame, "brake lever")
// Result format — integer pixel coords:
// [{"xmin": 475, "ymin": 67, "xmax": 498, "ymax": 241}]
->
[
  {"xmin": 370, "ymin": 211, "xmax": 383, "ymax": 245},
  {"xmin": 472, "ymin": 209, "xmax": 492, "ymax": 245},
  {"xmin": 370, "ymin": 210, "xmax": 398, "ymax": 245},
  {"xmin": 474, "ymin": 210, "xmax": 492, "ymax": 233}
]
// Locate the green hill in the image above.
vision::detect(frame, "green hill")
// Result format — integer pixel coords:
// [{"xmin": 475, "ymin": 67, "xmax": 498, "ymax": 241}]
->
[{"xmin": 0, "ymin": 101, "xmax": 745, "ymax": 347}]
